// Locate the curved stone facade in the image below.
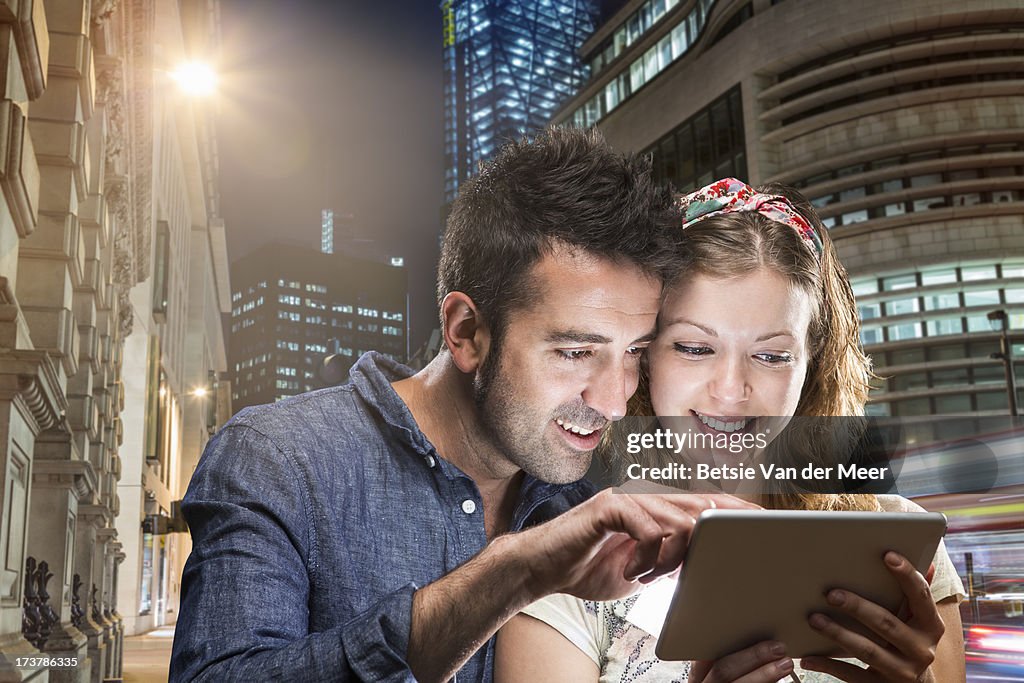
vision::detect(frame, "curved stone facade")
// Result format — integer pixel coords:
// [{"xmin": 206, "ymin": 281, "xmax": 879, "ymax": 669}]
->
[{"xmin": 554, "ymin": 0, "xmax": 1024, "ymax": 417}]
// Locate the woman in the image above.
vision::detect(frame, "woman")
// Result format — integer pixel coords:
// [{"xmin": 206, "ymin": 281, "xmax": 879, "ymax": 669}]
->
[{"xmin": 495, "ymin": 179, "xmax": 966, "ymax": 682}]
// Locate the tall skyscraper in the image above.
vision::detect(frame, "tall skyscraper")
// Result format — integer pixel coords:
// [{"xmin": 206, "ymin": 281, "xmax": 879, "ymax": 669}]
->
[{"xmin": 442, "ymin": 0, "xmax": 603, "ymax": 202}]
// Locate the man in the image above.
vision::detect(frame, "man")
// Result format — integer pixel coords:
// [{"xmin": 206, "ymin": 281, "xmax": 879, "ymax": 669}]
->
[{"xmin": 170, "ymin": 128, "xmax": 745, "ymax": 682}]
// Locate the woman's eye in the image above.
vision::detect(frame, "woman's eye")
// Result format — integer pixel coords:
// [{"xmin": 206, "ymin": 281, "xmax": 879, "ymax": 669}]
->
[
  {"xmin": 674, "ymin": 343, "xmax": 712, "ymax": 357},
  {"xmin": 755, "ymin": 352, "xmax": 794, "ymax": 365},
  {"xmin": 558, "ymin": 349, "xmax": 593, "ymax": 361}
]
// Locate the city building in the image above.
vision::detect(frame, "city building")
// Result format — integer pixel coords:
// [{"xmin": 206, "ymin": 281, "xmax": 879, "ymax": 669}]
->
[
  {"xmin": 0, "ymin": 0, "xmax": 229, "ymax": 680},
  {"xmin": 113, "ymin": 0, "xmax": 232, "ymax": 641},
  {"xmin": 441, "ymin": 0, "xmax": 605, "ymax": 203},
  {"xmin": 553, "ymin": 0, "xmax": 1024, "ymax": 419},
  {"xmin": 228, "ymin": 244, "xmax": 408, "ymax": 411},
  {"xmin": 320, "ymin": 209, "xmax": 358, "ymax": 256},
  {"xmin": 321, "ymin": 209, "xmax": 334, "ymax": 255}
]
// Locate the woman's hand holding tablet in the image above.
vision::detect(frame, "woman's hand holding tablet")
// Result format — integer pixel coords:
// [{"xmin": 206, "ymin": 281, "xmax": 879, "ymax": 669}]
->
[{"xmin": 656, "ymin": 510, "xmax": 948, "ymax": 682}]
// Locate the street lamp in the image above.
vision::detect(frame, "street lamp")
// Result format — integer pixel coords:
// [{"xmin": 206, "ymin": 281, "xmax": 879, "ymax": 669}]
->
[
  {"xmin": 168, "ymin": 61, "xmax": 217, "ymax": 97},
  {"xmin": 190, "ymin": 371, "xmax": 220, "ymax": 434},
  {"xmin": 987, "ymin": 309, "xmax": 1019, "ymax": 416}
]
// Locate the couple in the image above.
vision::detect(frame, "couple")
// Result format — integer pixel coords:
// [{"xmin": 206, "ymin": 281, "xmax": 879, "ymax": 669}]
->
[
  {"xmin": 170, "ymin": 128, "xmax": 963, "ymax": 682},
  {"xmin": 496, "ymin": 177, "xmax": 966, "ymax": 682}
]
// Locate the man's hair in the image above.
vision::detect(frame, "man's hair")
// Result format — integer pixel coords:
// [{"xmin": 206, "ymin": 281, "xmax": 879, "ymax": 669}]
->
[{"xmin": 437, "ymin": 126, "xmax": 676, "ymax": 338}]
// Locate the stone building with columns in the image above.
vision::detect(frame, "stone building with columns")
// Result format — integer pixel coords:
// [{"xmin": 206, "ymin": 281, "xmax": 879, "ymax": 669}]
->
[{"xmin": 0, "ymin": 0, "xmax": 228, "ymax": 681}]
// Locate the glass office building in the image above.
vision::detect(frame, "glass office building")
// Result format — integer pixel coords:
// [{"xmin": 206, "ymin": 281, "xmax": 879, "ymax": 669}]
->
[{"xmin": 442, "ymin": 0, "xmax": 602, "ymax": 202}]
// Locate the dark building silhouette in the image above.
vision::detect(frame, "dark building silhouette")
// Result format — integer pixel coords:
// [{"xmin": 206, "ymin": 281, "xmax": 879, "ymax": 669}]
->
[{"xmin": 228, "ymin": 244, "xmax": 408, "ymax": 410}]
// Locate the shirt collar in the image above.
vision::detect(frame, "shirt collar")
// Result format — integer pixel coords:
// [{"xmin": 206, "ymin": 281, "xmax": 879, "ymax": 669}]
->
[
  {"xmin": 348, "ymin": 351, "xmax": 596, "ymax": 523},
  {"xmin": 348, "ymin": 351, "xmax": 436, "ymax": 456}
]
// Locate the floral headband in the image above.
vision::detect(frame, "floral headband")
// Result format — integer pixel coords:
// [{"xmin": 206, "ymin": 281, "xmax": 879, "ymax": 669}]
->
[{"xmin": 677, "ymin": 177, "xmax": 823, "ymax": 257}]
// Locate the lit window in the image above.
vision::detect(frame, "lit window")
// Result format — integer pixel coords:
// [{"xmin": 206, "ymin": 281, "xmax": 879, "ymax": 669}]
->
[
  {"xmin": 963, "ymin": 290, "xmax": 1000, "ymax": 307},
  {"xmin": 962, "ymin": 265, "xmax": 997, "ymax": 281},
  {"xmin": 926, "ymin": 318, "xmax": 963, "ymax": 337},
  {"xmin": 966, "ymin": 316, "xmax": 992, "ymax": 333},
  {"xmin": 886, "ymin": 323, "xmax": 922, "ymax": 341},
  {"xmin": 858, "ymin": 303, "xmax": 880, "ymax": 320},
  {"xmin": 860, "ymin": 327, "xmax": 883, "ymax": 345},
  {"xmin": 885, "ymin": 298, "xmax": 920, "ymax": 316},
  {"xmin": 923, "ymin": 293, "xmax": 960, "ymax": 310},
  {"xmin": 921, "ymin": 268, "xmax": 956, "ymax": 286},
  {"xmin": 851, "ymin": 279, "xmax": 878, "ymax": 296},
  {"xmin": 882, "ymin": 274, "xmax": 916, "ymax": 291}
]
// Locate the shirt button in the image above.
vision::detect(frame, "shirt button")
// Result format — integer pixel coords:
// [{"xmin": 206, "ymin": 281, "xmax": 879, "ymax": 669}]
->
[
  {"xmin": 461, "ymin": 499, "xmax": 477, "ymax": 514},
  {"xmin": 425, "ymin": 455, "xmax": 436, "ymax": 468}
]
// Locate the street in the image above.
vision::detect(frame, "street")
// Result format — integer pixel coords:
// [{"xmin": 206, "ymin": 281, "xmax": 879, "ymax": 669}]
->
[{"xmin": 122, "ymin": 625, "xmax": 174, "ymax": 683}]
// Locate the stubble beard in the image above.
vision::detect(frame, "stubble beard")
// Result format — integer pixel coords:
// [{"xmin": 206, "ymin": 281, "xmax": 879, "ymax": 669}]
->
[{"xmin": 473, "ymin": 336, "xmax": 591, "ymax": 484}]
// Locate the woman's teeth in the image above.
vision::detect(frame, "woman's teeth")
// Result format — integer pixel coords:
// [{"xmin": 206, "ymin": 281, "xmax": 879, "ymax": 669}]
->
[
  {"xmin": 694, "ymin": 412, "xmax": 751, "ymax": 433},
  {"xmin": 556, "ymin": 418, "xmax": 595, "ymax": 436}
]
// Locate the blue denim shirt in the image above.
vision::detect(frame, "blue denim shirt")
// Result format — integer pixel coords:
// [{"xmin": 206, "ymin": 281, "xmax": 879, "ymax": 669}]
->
[{"xmin": 170, "ymin": 352, "xmax": 594, "ymax": 682}]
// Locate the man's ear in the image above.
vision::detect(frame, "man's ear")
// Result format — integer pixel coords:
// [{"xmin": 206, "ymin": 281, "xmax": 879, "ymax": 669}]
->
[{"xmin": 440, "ymin": 292, "xmax": 490, "ymax": 374}]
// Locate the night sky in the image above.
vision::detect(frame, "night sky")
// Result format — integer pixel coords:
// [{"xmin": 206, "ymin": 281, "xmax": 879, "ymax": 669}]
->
[{"xmin": 215, "ymin": 0, "xmax": 444, "ymax": 351}]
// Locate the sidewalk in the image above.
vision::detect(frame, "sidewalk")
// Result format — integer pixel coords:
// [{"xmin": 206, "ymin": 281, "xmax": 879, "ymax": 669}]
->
[{"xmin": 122, "ymin": 625, "xmax": 174, "ymax": 683}]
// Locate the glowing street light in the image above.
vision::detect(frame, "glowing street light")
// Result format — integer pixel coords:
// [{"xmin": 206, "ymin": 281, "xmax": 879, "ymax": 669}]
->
[
  {"xmin": 191, "ymin": 386, "xmax": 208, "ymax": 398},
  {"xmin": 169, "ymin": 61, "xmax": 217, "ymax": 96}
]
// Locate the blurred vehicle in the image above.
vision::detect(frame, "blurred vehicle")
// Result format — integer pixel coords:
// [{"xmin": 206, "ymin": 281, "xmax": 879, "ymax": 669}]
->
[
  {"xmin": 912, "ymin": 482, "xmax": 1024, "ymax": 680},
  {"xmin": 965, "ymin": 623, "xmax": 1024, "ymax": 677}
]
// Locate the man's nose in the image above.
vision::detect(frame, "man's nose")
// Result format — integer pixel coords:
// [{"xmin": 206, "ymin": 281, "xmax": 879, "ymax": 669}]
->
[{"xmin": 582, "ymin": 358, "xmax": 630, "ymax": 422}]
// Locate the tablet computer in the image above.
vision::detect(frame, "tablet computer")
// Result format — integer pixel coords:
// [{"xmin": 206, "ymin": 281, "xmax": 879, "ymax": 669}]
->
[{"xmin": 655, "ymin": 509, "xmax": 947, "ymax": 662}]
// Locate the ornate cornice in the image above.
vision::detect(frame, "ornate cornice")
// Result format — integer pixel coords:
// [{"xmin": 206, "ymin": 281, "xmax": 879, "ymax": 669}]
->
[
  {"xmin": 92, "ymin": 1, "xmax": 157, "ymax": 339},
  {"xmin": 106, "ymin": 175, "xmax": 135, "ymax": 339},
  {"xmin": 32, "ymin": 459, "xmax": 98, "ymax": 501},
  {"xmin": 95, "ymin": 53, "xmax": 136, "ymax": 340},
  {"xmin": 0, "ymin": 276, "xmax": 68, "ymax": 433},
  {"xmin": 77, "ymin": 504, "xmax": 114, "ymax": 529},
  {"xmin": 92, "ymin": 0, "xmax": 121, "ymax": 26},
  {"xmin": 95, "ymin": 59, "xmax": 127, "ymax": 176},
  {"xmin": 0, "ymin": 348, "xmax": 68, "ymax": 435},
  {"xmin": 129, "ymin": 0, "xmax": 155, "ymax": 284}
]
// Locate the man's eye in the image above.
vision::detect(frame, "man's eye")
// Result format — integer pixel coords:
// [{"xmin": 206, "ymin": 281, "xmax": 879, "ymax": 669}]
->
[
  {"xmin": 626, "ymin": 346, "xmax": 647, "ymax": 357},
  {"xmin": 674, "ymin": 343, "xmax": 712, "ymax": 357},
  {"xmin": 558, "ymin": 349, "xmax": 593, "ymax": 361}
]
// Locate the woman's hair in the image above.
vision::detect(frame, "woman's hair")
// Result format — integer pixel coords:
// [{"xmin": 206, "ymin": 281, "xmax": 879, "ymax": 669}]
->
[
  {"xmin": 609, "ymin": 183, "xmax": 879, "ymax": 511},
  {"xmin": 653, "ymin": 183, "xmax": 871, "ymax": 417}
]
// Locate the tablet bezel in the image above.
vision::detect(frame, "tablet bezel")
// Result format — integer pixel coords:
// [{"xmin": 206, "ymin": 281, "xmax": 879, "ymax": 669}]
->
[{"xmin": 654, "ymin": 509, "xmax": 947, "ymax": 662}]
